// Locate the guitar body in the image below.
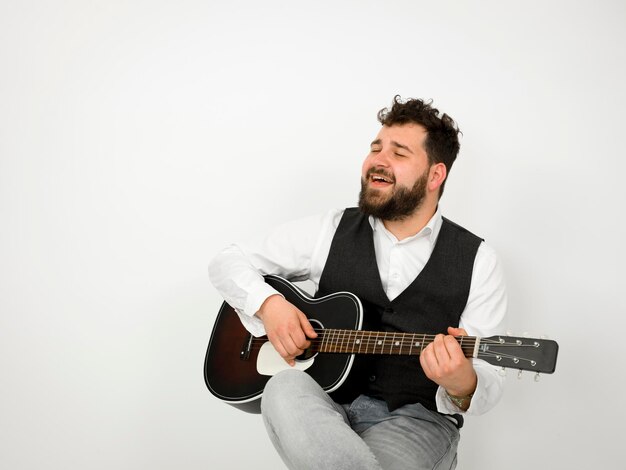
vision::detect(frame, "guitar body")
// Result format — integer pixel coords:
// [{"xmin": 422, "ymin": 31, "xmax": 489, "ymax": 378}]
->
[{"xmin": 204, "ymin": 275, "xmax": 363, "ymax": 413}]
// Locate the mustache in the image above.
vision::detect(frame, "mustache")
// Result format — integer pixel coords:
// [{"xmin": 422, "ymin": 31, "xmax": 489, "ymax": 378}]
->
[{"xmin": 365, "ymin": 167, "xmax": 395, "ymax": 183}]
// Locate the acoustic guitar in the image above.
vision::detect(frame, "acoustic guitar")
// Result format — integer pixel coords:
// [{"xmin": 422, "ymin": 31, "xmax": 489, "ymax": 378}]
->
[{"xmin": 204, "ymin": 275, "xmax": 559, "ymax": 413}]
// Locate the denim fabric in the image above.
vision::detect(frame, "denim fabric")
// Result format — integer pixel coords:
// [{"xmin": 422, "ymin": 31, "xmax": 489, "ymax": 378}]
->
[{"xmin": 261, "ymin": 369, "xmax": 459, "ymax": 470}]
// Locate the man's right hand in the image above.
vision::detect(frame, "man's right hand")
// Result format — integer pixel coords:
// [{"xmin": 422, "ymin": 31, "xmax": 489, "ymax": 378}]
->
[{"xmin": 256, "ymin": 294, "xmax": 318, "ymax": 366}]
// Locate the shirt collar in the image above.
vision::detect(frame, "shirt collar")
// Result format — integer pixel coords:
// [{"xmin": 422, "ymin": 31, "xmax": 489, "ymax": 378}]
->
[{"xmin": 369, "ymin": 206, "xmax": 443, "ymax": 245}]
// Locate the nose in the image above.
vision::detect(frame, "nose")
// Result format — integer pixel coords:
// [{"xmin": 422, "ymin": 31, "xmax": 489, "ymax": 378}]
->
[{"xmin": 370, "ymin": 148, "xmax": 391, "ymax": 167}]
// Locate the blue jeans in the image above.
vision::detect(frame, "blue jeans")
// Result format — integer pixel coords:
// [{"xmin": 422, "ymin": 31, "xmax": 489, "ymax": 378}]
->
[{"xmin": 261, "ymin": 369, "xmax": 459, "ymax": 470}]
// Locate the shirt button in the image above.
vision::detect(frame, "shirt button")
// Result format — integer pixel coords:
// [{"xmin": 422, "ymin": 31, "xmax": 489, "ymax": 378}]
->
[{"xmin": 369, "ymin": 375, "xmax": 377, "ymax": 382}]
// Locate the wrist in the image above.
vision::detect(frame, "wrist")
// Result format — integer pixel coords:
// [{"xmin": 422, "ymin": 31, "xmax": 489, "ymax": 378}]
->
[
  {"xmin": 446, "ymin": 390, "xmax": 474, "ymax": 410},
  {"xmin": 256, "ymin": 294, "xmax": 283, "ymax": 320},
  {"xmin": 445, "ymin": 371, "xmax": 477, "ymax": 398},
  {"xmin": 445, "ymin": 374, "xmax": 477, "ymax": 410}
]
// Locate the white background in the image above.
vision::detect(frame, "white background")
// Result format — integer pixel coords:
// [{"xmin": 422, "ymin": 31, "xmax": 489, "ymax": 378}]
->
[{"xmin": 1, "ymin": 1, "xmax": 625, "ymax": 468}]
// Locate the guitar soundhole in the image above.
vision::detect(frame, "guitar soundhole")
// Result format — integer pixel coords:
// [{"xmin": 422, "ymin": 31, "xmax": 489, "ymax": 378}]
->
[{"xmin": 296, "ymin": 318, "xmax": 323, "ymax": 361}]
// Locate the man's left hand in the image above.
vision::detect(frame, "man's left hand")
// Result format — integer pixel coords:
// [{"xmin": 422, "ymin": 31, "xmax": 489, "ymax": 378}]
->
[{"xmin": 419, "ymin": 326, "xmax": 477, "ymax": 397}]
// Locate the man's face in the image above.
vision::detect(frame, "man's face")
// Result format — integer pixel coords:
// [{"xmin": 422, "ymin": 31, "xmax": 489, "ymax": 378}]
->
[{"xmin": 359, "ymin": 123, "xmax": 431, "ymax": 221}]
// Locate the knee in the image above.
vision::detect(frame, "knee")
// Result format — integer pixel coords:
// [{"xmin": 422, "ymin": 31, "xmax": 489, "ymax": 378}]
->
[
  {"xmin": 262, "ymin": 369, "xmax": 310, "ymax": 401},
  {"xmin": 261, "ymin": 369, "xmax": 314, "ymax": 416},
  {"xmin": 266, "ymin": 368, "xmax": 311, "ymax": 390}
]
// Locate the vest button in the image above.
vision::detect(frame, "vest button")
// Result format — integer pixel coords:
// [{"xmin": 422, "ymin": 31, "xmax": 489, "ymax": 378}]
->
[{"xmin": 369, "ymin": 375, "xmax": 377, "ymax": 382}]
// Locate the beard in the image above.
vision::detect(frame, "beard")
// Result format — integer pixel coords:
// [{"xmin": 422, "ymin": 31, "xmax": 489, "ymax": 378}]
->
[{"xmin": 358, "ymin": 169, "xmax": 429, "ymax": 221}]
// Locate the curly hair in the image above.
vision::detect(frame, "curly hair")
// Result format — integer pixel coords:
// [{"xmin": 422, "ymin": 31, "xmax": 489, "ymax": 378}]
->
[{"xmin": 377, "ymin": 96, "xmax": 461, "ymax": 196}]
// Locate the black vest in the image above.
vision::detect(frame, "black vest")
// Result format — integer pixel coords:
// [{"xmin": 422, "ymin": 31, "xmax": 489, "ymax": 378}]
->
[{"xmin": 316, "ymin": 208, "xmax": 482, "ymax": 411}]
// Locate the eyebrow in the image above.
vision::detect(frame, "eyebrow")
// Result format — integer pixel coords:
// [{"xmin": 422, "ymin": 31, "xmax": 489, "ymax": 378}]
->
[{"xmin": 370, "ymin": 139, "xmax": 414, "ymax": 154}]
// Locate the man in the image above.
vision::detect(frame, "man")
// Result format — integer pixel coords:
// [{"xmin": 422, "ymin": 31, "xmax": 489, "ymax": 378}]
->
[{"xmin": 209, "ymin": 96, "xmax": 507, "ymax": 469}]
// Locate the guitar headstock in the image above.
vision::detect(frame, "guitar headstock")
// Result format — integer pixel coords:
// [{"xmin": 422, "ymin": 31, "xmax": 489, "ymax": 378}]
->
[{"xmin": 477, "ymin": 335, "xmax": 559, "ymax": 374}]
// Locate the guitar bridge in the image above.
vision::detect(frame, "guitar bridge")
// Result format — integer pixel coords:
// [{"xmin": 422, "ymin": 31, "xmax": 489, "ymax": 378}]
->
[{"xmin": 240, "ymin": 334, "xmax": 253, "ymax": 361}]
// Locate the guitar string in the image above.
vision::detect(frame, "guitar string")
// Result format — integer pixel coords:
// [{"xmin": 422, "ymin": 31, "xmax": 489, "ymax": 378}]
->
[
  {"xmin": 247, "ymin": 329, "xmax": 538, "ymax": 340},
  {"xmin": 237, "ymin": 309, "xmax": 547, "ymax": 364},
  {"xmin": 246, "ymin": 335, "xmax": 537, "ymax": 347},
  {"xmin": 245, "ymin": 338, "xmax": 477, "ymax": 355},
  {"xmin": 242, "ymin": 342, "xmax": 540, "ymax": 367},
  {"xmin": 246, "ymin": 336, "xmax": 478, "ymax": 346},
  {"xmin": 244, "ymin": 338, "xmax": 541, "ymax": 365},
  {"xmin": 246, "ymin": 342, "xmax": 539, "ymax": 351},
  {"xmin": 245, "ymin": 335, "xmax": 542, "ymax": 365}
]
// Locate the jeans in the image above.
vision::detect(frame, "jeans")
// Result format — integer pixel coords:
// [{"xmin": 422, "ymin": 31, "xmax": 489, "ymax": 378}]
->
[{"xmin": 261, "ymin": 369, "xmax": 459, "ymax": 470}]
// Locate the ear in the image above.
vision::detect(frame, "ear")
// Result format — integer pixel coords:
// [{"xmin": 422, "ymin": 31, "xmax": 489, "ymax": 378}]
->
[{"xmin": 428, "ymin": 163, "xmax": 447, "ymax": 193}]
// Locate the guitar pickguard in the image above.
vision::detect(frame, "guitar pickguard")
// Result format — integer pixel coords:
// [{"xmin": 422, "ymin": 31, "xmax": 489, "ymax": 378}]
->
[{"xmin": 256, "ymin": 341, "xmax": 316, "ymax": 376}]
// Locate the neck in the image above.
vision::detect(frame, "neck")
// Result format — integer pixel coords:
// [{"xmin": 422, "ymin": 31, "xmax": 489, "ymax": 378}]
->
[{"xmin": 382, "ymin": 201, "xmax": 438, "ymax": 241}]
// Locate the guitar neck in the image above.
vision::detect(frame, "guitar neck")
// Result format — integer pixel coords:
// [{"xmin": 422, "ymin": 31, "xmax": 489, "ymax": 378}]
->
[{"xmin": 316, "ymin": 329, "xmax": 479, "ymax": 358}]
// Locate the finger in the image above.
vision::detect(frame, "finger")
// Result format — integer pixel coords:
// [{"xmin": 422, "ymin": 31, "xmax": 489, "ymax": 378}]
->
[
  {"xmin": 299, "ymin": 312, "xmax": 318, "ymax": 338},
  {"xmin": 288, "ymin": 324, "xmax": 311, "ymax": 351},
  {"xmin": 282, "ymin": 333, "xmax": 305, "ymax": 357},
  {"xmin": 433, "ymin": 334, "xmax": 451, "ymax": 363},
  {"xmin": 279, "ymin": 344, "xmax": 297, "ymax": 366},
  {"xmin": 267, "ymin": 329, "xmax": 302, "ymax": 365},
  {"xmin": 420, "ymin": 343, "xmax": 438, "ymax": 379},
  {"xmin": 267, "ymin": 333, "xmax": 291, "ymax": 363},
  {"xmin": 444, "ymin": 334, "xmax": 466, "ymax": 361}
]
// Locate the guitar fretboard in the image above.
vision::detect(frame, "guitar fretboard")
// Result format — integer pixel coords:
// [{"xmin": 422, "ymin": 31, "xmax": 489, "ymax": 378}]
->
[{"xmin": 314, "ymin": 329, "xmax": 479, "ymax": 357}]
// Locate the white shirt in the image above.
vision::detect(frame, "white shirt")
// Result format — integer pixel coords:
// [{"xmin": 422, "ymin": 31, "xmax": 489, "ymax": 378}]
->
[{"xmin": 208, "ymin": 207, "xmax": 508, "ymax": 415}]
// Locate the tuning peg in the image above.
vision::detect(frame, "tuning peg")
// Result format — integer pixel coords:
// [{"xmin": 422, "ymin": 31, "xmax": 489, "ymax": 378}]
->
[
  {"xmin": 506, "ymin": 330, "xmax": 513, "ymax": 337},
  {"xmin": 534, "ymin": 373, "xmax": 541, "ymax": 382},
  {"xmin": 517, "ymin": 370, "xmax": 523, "ymax": 380},
  {"xmin": 499, "ymin": 367, "xmax": 507, "ymax": 377}
]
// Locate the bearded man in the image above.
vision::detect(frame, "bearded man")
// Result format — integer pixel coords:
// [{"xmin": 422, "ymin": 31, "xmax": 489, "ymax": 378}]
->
[{"xmin": 209, "ymin": 96, "xmax": 507, "ymax": 470}]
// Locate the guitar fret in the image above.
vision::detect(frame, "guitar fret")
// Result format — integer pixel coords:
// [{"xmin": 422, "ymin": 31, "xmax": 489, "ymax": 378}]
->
[
  {"xmin": 320, "ymin": 329, "xmax": 479, "ymax": 357},
  {"xmin": 329, "ymin": 329, "xmax": 336, "ymax": 353}
]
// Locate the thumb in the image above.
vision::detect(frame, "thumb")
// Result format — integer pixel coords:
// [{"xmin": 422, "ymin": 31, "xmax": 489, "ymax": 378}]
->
[
  {"xmin": 299, "ymin": 312, "xmax": 318, "ymax": 338},
  {"xmin": 448, "ymin": 326, "xmax": 468, "ymax": 336}
]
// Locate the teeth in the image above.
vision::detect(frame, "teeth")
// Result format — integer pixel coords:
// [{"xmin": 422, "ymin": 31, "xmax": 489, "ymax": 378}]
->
[{"xmin": 372, "ymin": 175, "xmax": 391, "ymax": 183}]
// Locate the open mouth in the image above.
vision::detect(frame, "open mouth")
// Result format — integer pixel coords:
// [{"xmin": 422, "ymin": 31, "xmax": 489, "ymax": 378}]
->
[
  {"xmin": 368, "ymin": 170, "xmax": 395, "ymax": 187},
  {"xmin": 371, "ymin": 175, "xmax": 392, "ymax": 183}
]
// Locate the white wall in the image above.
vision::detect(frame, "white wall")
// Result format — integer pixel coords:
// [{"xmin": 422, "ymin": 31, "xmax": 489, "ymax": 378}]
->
[{"xmin": 2, "ymin": 1, "xmax": 624, "ymax": 468}]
